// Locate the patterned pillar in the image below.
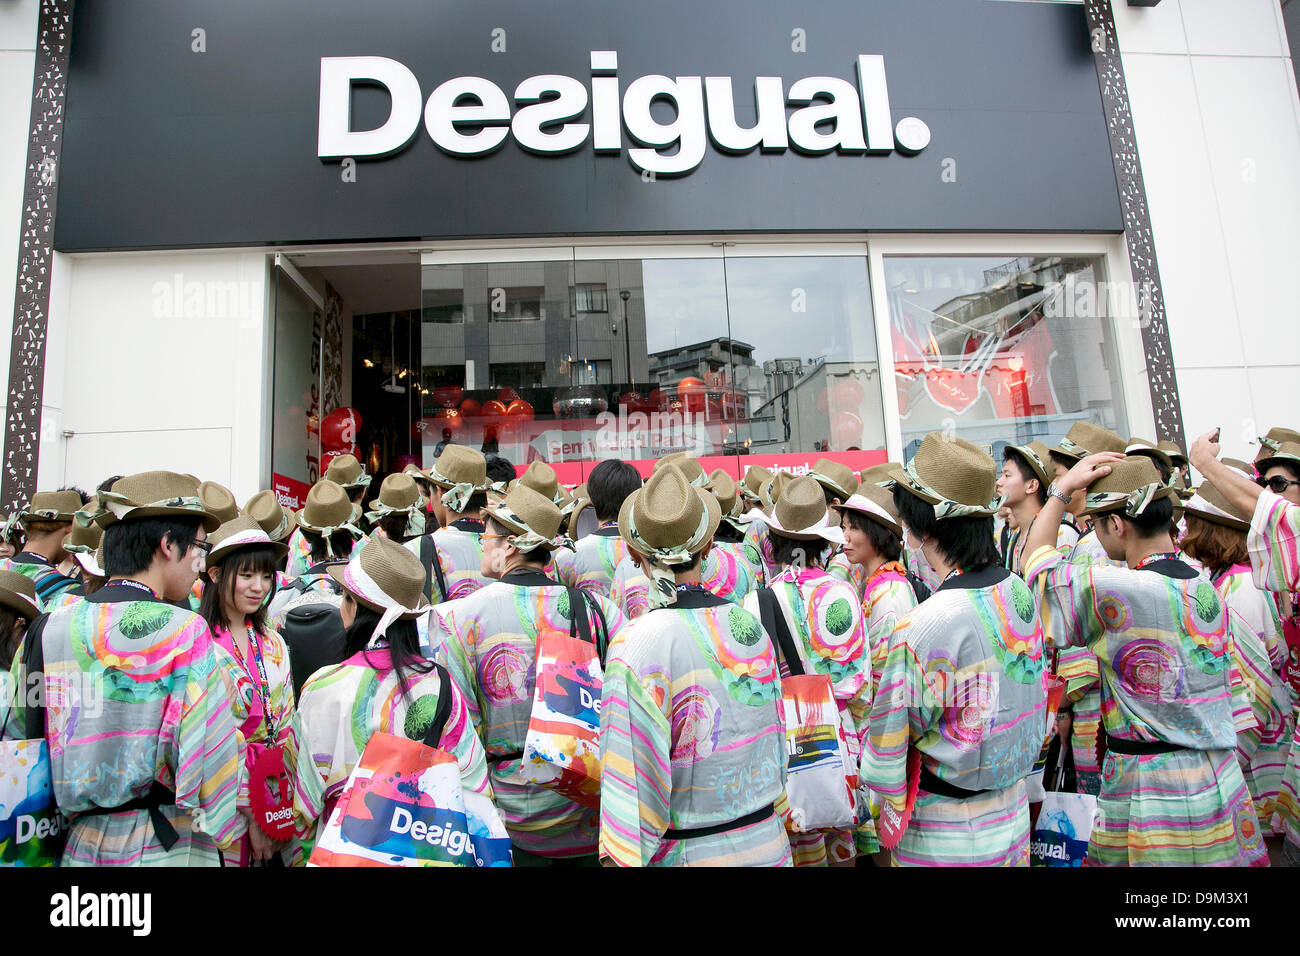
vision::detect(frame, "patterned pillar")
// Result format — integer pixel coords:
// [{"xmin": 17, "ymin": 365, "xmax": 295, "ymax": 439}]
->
[
  {"xmin": 2, "ymin": 0, "xmax": 73, "ymax": 510},
  {"xmin": 1084, "ymin": 0, "xmax": 1186, "ymax": 448}
]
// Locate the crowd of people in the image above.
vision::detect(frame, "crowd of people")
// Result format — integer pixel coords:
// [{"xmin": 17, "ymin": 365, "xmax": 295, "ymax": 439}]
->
[{"xmin": 2, "ymin": 419, "xmax": 1299, "ymax": 868}]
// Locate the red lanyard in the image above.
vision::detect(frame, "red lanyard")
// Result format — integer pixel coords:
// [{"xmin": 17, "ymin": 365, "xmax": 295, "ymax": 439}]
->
[{"xmin": 234, "ymin": 621, "xmax": 276, "ymax": 738}]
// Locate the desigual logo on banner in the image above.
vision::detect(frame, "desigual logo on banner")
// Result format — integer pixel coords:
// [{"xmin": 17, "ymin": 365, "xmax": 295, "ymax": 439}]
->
[{"xmin": 318, "ymin": 52, "xmax": 931, "ymax": 175}]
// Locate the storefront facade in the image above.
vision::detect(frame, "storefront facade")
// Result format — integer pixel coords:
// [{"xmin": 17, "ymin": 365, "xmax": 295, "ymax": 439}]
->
[{"xmin": 3, "ymin": 0, "xmax": 1298, "ymax": 504}]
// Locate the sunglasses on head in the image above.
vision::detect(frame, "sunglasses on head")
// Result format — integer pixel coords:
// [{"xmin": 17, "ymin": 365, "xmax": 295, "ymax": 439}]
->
[{"xmin": 1256, "ymin": 475, "xmax": 1300, "ymax": 494}]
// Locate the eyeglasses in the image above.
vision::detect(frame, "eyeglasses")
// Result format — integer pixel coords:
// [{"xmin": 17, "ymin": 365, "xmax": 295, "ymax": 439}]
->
[
  {"xmin": 189, "ymin": 538, "xmax": 212, "ymax": 555},
  {"xmin": 1256, "ymin": 475, "xmax": 1300, "ymax": 495}
]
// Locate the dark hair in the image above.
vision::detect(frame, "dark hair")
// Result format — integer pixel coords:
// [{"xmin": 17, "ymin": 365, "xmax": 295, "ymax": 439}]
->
[
  {"xmin": 843, "ymin": 509, "xmax": 902, "ymax": 562},
  {"xmin": 1003, "ymin": 448, "xmax": 1048, "ymax": 506},
  {"xmin": 97, "ymin": 475, "xmax": 124, "ymax": 495},
  {"xmin": 60, "ymin": 486, "xmax": 91, "ymax": 505},
  {"xmin": 103, "ymin": 516, "xmax": 202, "ymax": 577},
  {"xmin": 199, "ymin": 544, "xmax": 279, "ymax": 635},
  {"xmin": 345, "ymin": 604, "xmax": 433, "ymax": 703},
  {"xmin": 377, "ymin": 512, "xmax": 411, "ymax": 542},
  {"xmin": 1093, "ymin": 495, "xmax": 1175, "ymax": 539},
  {"xmin": 1048, "ymin": 451, "xmax": 1073, "ymax": 474},
  {"xmin": 1263, "ymin": 458, "xmax": 1300, "ymax": 484},
  {"xmin": 484, "ymin": 455, "xmax": 516, "ymax": 486},
  {"xmin": 303, "ymin": 527, "xmax": 357, "ymax": 565},
  {"xmin": 1179, "ymin": 513, "xmax": 1247, "ymax": 573},
  {"xmin": 587, "ymin": 460, "xmax": 642, "ymax": 522},
  {"xmin": 893, "ymin": 485, "xmax": 998, "ymax": 572},
  {"xmin": 769, "ymin": 532, "xmax": 831, "ymax": 570},
  {"xmin": 712, "ymin": 521, "xmax": 744, "ymax": 543},
  {"xmin": 22, "ymin": 519, "xmax": 69, "ymax": 536},
  {"xmin": 820, "ymin": 484, "xmax": 840, "ymax": 507},
  {"xmin": 0, "ymin": 606, "xmax": 24, "ymax": 671},
  {"xmin": 485, "ymin": 515, "xmax": 549, "ymax": 566}
]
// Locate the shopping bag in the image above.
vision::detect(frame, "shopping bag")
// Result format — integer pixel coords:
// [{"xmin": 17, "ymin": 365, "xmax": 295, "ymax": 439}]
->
[
  {"xmin": 309, "ymin": 664, "xmax": 512, "ymax": 867},
  {"xmin": 520, "ymin": 630, "xmax": 604, "ymax": 809},
  {"xmin": 1030, "ymin": 791, "xmax": 1097, "ymax": 867},
  {"xmin": 876, "ymin": 747, "xmax": 923, "ymax": 851},
  {"xmin": 782, "ymin": 674, "xmax": 856, "ymax": 832},
  {"xmin": 1, "ymin": 620, "xmax": 65, "ymax": 867},
  {"xmin": 1028, "ymin": 675, "xmax": 1068, "ymax": 803}
]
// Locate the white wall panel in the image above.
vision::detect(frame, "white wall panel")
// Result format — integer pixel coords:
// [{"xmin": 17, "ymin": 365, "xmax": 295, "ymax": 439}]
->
[
  {"xmin": 1174, "ymin": 366, "xmax": 1258, "ymax": 463},
  {"xmin": 1180, "ymin": 0, "xmax": 1286, "ymax": 58},
  {"xmin": 1111, "ymin": 0, "xmax": 1189, "ymax": 55},
  {"xmin": 0, "ymin": 0, "xmax": 36, "ymax": 52},
  {"xmin": 0, "ymin": 49, "xmax": 34, "ymax": 406}
]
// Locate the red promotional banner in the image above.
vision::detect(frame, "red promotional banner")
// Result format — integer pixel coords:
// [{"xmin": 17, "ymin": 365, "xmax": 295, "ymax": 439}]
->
[{"xmin": 272, "ymin": 472, "xmax": 313, "ymax": 510}]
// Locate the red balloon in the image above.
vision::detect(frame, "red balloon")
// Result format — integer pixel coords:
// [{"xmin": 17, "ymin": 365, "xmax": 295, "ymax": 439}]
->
[
  {"xmin": 831, "ymin": 377, "xmax": 866, "ymax": 413},
  {"xmin": 432, "ymin": 385, "xmax": 463, "ymax": 409},
  {"xmin": 506, "ymin": 399, "xmax": 534, "ymax": 420},
  {"xmin": 497, "ymin": 386, "xmax": 519, "ymax": 405},
  {"xmin": 676, "ymin": 377, "xmax": 706, "ymax": 396},
  {"xmin": 321, "ymin": 407, "xmax": 362, "ymax": 451},
  {"xmin": 830, "ymin": 410, "xmax": 864, "ymax": 448},
  {"xmin": 459, "ymin": 397, "xmax": 482, "ymax": 418},
  {"xmin": 481, "ymin": 399, "xmax": 508, "ymax": 421},
  {"xmin": 321, "ymin": 445, "xmax": 361, "ymax": 472},
  {"xmin": 434, "ymin": 407, "xmax": 465, "ymax": 434},
  {"xmin": 646, "ymin": 388, "xmax": 666, "ymax": 412}
]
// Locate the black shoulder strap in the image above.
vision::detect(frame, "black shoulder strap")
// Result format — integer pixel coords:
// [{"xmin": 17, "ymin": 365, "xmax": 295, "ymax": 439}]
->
[
  {"xmin": 20, "ymin": 613, "xmax": 51, "ymax": 740},
  {"xmin": 420, "ymin": 663, "xmax": 455, "ymax": 750},
  {"xmin": 906, "ymin": 571, "xmax": 932, "ymax": 604},
  {"xmin": 566, "ymin": 586, "xmax": 609, "ymax": 664},
  {"xmin": 420, "ymin": 534, "xmax": 449, "ymax": 603},
  {"xmin": 757, "ymin": 586, "xmax": 803, "ymax": 676}
]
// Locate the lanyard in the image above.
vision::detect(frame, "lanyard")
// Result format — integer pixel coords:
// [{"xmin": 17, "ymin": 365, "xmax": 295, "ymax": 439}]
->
[
  {"xmin": 108, "ymin": 578, "xmax": 159, "ymax": 599},
  {"xmin": 675, "ymin": 582, "xmax": 709, "ymax": 594},
  {"xmin": 1134, "ymin": 551, "xmax": 1180, "ymax": 571},
  {"xmin": 234, "ymin": 621, "xmax": 276, "ymax": 739}
]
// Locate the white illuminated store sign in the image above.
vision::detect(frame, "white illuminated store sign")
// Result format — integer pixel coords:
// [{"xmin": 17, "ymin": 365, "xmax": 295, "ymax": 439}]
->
[{"xmin": 318, "ymin": 51, "xmax": 931, "ymax": 175}]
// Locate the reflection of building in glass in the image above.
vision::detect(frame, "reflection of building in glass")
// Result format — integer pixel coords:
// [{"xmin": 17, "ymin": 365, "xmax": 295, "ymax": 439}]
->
[
  {"xmin": 421, "ymin": 260, "xmax": 649, "ymax": 391},
  {"xmin": 648, "ymin": 336, "xmax": 766, "ymax": 418},
  {"xmin": 754, "ymin": 360, "xmax": 885, "ymax": 454}
]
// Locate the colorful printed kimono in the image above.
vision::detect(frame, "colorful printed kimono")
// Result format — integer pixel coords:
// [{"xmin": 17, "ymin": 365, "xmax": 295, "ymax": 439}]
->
[
  {"xmin": 860, "ymin": 561, "xmax": 917, "ymax": 696},
  {"xmin": 1004, "ymin": 519, "xmax": 1081, "ymax": 577},
  {"xmin": 2, "ymin": 583, "xmax": 244, "ymax": 865},
  {"xmin": 298, "ymin": 644, "xmax": 491, "ymax": 853},
  {"xmin": 284, "ymin": 528, "xmax": 315, "ymax": 580},
  {"xmin": 1, "ymin": 552, "xmax": 80, "ymax": 611},
  {"xmin": 1247, "ymin": 490, "xmax": 1300, "ymax": 849},
  {"xmin": 211, "ymin": 621, "xmax": 324, "ymax": 865},
  {"xmin": 437, "ymin": 571, "xmax": 626, "ymax": 859},
  {"xmin": 265, "ymin": 566, "xmax": 341, "ymax": 634},
  {"xmin": 903, "ymin": 541, "xmax": 942, "ymax": 593},
  {"xmin": 1025, "ymin": 547, "xmax": 1267, "ymax": 867},
  {"xmin": 1214, "ymin": 565, "xmax": 1292, "ymax": 834},
  {"xmin": 862, "ymin": 565, "xmax": 1047, "ymax": 867},
  {"xmin": 827, "ymin": 550, "xmax": 868, "ymax": 598},
  {"xmin": 742, "ymin": 568, "xmax": 873, "ymax": 863},
  {"xmin": 562, "ymin": 526, "xmax": 629, "ymax": 599},
  {"xmin": 403, "ymin": 522, "xmax": 490, "ymax": 602},
  {"xmin": 742, "ymin": 518, "xmax": 780, "ymax": 583},
  {"xmin": 598, "ymin": 589, "xmax": 790, "ymax": 867}
]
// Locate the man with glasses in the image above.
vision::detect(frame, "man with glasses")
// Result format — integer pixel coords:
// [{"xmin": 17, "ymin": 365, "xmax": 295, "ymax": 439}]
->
[{"xmin": 3, "ymin": 472, "xmax": 246, "ymax": 866}]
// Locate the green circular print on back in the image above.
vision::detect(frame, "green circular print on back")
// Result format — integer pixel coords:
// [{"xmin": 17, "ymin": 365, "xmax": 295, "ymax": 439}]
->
[{"xmin": 728, "ymin": 606, "xmax": 763, "ymax": 647}]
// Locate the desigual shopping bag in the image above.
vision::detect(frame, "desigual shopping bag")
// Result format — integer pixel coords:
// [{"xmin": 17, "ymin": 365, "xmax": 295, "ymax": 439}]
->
[
  {"xmin": 1030, "ymin": 791, "xmax": 1097, "ymax": 867},
  {"xmin": 758, "ymin": 588, "xmax": 855, "ymax": 832},
  {"xmin": 1, "ymin": 619, "xmax": 67, "ymax": 867},
  {"xmin": 519, "ymin": 587, "xmax": 607, "ymax": 809},
  {"xmin": 309, "ymin": 664, "xmax": 512, "ymax": 867}
]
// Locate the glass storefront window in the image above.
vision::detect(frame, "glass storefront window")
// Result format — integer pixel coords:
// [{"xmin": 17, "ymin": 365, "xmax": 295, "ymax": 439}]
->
[{"xmin": 884, "ymin": 255, "xmax": 1128, "ymax": 459}]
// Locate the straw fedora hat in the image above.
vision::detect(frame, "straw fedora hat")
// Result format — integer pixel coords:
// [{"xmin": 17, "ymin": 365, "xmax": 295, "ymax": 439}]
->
[
  {"xmin": 1257, "ymin": 426, "xmax": 1300, "ymax": 463},
  {"xmin": 206, "ymin": 513, "xmax": 288, "ymax": 566},
  {"xmin": 761, "ymin": 470, "xmax": 795, "ymax": 512},
  {"xmin": 1125, "ymin": 437, "xmax": 1173, "ymax": 473},
  {"xmin": 1004, "ymin": 440, "xmax": 1052, "ymax": 492},
  {"xmin": 1050, "ymin": 422, "xmax": 1127, "ymax": 465},
  {"xmin": 402, "ymin": 462, "xmax": 432, "ymax": 483},
  {"xmin": 566, "ymin": 483, "xmax": 592, "ymax": 539},
  {"xmin": 64, "ymin": 518, "xmax": 102, "ymax": 554},
  {"xmin": 892, "ymin": 433, "xmax": 997, "ymax": 519},
  {"xmin": 809, "ymin": 458, "xmax": 859, "ymax": 501},
  {"xmin": 19, "ymin": 490, "xmax": 83, "ymax": 525},
  {"xmin": 859, "ymin": 463, "xmax": 897, "ymax": 487},
  {"xmin": 366, "ymin": 473, "xmax": 425, "ymax": 522},
  {"xmin": 323, "ymin": 454, "xmax": 372, "ymax": 490},
  {"xmin": 296, "ymin": 480, "xmax": 359, "ymax": 534},
  {"xmin": 88, "ymin": 472, "xmax": 221, "ymax": 531},
  {"xmin": 1079, "ymin": 455, "xmax": 1176, "ymax": 518},
  {"xmin": 485, "ymin": 484, "xmax": 563, "ymax": 551},
  {"xmin": 1222, "ymin": 457, "xmax": 1253, "ymax": 475},
  {"xmin": 619, "ymin": 463, "xmax": 720, "ymax": 557},
  {"xmin": 243, "ymin": 490, "xmax": 295, "ymax": 542},
  {"xmin": 765, "ymin": 476, "xmax": 845, "ymax": 543},
  {"xmin": 327, "ymin": 535, "xmax": 431, "ymax": 620},
  {"xmin": 1182, "ymin": 467, "xmax": 1251, "ymax": 532},
  {"xmin": 518, "ymin": 461, "xmax": 577, "ymax": 513},
  {"xmin": 427, "ymin": 445, "xmax": 490, "ymax": 492},
  {"xmin": 1257, "ymin": 441, "xmax": 1300, "ymax": 475},
  {"xmin": 832, "ymin": 484, "xmax": 903, "ymax": 538},
  {"xmin": 197, "ymin": 481, "xmax": 239, "ymax": 525},
  {"xmin": 1156, "ymin": 440, "xmax": 1187, "ymax": 466},
  {"xmin": 653, "ymin": 453, "xmax": 706, "ymax": 487},
  {"xmin": 0, "ymin": 569, "xmax": 40, "ymax": 621},
  {"xmin": 740, "ymin": 464, "xmax": 773, "ymax": 503},
  {"xmin": 705, "ymin": 469, "xmax": 744, "ymax": 519}
]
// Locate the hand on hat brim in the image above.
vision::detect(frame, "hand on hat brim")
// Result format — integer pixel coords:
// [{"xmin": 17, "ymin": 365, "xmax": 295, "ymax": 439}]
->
[{"xmin": 1060, "ymin": 452, "xmax": 1125, "ymax": 496}]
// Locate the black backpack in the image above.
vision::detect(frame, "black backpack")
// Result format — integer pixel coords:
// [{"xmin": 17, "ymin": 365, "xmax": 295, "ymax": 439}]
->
[
  {"xmin": 417, "ymin": 534, "xmax": 451, "ymax": 604},
  {"xmin": 905, "ymin": 570, "xmax": 932, "ymax": 604},
  {"xmin": 280, "ymin": 563, "xmax": 348, "ymax": 699}
]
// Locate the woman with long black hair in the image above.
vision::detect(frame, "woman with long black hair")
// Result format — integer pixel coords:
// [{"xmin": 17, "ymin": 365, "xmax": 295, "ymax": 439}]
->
[
  {"xmin": 298, "ymin": 535, "xmax": 491, "ymax": 850},
  {"xmin": 200, "ymin": 515, "xmax": 323, "ymax": 866}
]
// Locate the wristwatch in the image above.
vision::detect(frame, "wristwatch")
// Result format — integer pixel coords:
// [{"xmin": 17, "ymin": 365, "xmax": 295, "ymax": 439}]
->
[{"xmin": 1046, "ymin": 481, "xmax": 1073, "ymax": 506}]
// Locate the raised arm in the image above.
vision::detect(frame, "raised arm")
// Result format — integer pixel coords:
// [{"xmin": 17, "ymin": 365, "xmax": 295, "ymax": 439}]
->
[{"xmin": 1188, "ymin": 429, "xmax": 1263, "ymax": 517}]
